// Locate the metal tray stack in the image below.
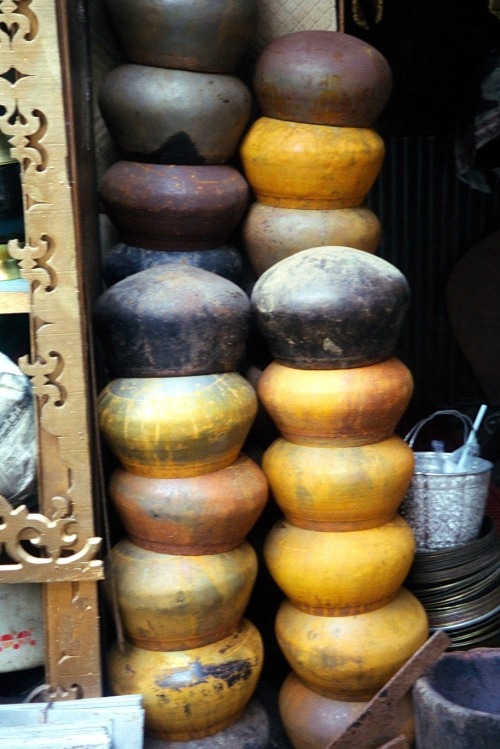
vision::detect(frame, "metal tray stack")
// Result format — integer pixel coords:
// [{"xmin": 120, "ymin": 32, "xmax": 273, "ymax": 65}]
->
[{"xmin": 405, "ymin": 517, "xmax": 500, "ymax": 648}]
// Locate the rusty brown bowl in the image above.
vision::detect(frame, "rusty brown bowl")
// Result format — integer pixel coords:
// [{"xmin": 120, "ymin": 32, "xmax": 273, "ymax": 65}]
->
[
  {"xmin": 100, "ymin": 161, "xmax": 249, "ymax": 250},
  {"xmin": 108, "ymin": 454, "xmax": 268, "ymax": 554},
  {"xmin": 254, "ymin": 30, "xmax": 392, "ymax": 127},
  {"xmin": 103, "ymin": 0, "xmax": 258, "ymax": 73}
]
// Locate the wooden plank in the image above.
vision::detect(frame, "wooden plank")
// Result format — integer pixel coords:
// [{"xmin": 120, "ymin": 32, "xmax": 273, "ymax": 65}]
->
[
  {"xmin": 42, "ymin": 0, "xmax": 104, "ymax": 698},
  {"xmin": 0, "ymin": 560, "xmax": 103, "ymax": 584},
  {"xmin": 42, "ymin": 580, "xmax": 102, "ymax": 699},
  {"xmin": 0, "ymin": 722, "xmax": 112, "ymax": 748},
  {"xmin": 327, "ymin": 631, "xmax": 450, "ymax": 749},
  {"xmin": 0, "ymin": 695, "xmax": 144, "ymax": 749},
  {"xmin": 378, "ymin": 738, "xmax": 409, "ymax": 749},
  {"xmin": 0, "ymin": 290, "xmax": 30, "ymax": 314},
  {"xmin": 0, "ymin": 280, "xmax": 30, "ymax": 314}
]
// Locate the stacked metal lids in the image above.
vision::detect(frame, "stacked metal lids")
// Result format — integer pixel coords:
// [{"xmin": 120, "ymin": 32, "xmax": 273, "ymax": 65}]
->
[{"xmin": 405, "ymin": 518, "xmax": 500, "ymax": 648}]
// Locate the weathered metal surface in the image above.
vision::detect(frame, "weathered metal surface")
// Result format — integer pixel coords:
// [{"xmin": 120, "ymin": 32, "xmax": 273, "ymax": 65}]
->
[
  {"xmin": 251, "ymin": 247, "xmax": 409, "ymax": 370},
  {"xmin": 414, "ymin": 648, "xmax": 500, "ymax": 749}
]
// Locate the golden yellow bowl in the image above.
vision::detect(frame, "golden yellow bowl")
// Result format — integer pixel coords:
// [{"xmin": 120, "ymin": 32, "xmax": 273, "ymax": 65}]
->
[
  {"xmin": 276, "ymin": 591, "xmax": 428, "ymax": 701},
  {"xmin": 264, "ymin": 516, "xmax": 415, "ymax": 614},
  {"xmin": 258, "ymin": 358, "xmax": 413, "ymax": 446},
  {"xmin": 98, "ymin": 373, "xmax": 257, "ymax": 477},
  {"xmin": 262, "ymin": 436, "xmax": 414, "ymax": 530},
  {"xmin": 108, "ymin": 619, "xmax": 263, "ymax": 741},
  {"xmin": 106, "ymin": 538, "xmax": 258, "ymax": 650},
  {"xmin": 240, "ymin": 117, "xmax": 384, "ymax": 209}
]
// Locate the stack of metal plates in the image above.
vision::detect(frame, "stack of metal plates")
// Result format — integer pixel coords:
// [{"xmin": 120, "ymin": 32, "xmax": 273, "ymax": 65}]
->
[{"xmin": 405, "ymin": 518, "xmax": 500, "ymax": 648}]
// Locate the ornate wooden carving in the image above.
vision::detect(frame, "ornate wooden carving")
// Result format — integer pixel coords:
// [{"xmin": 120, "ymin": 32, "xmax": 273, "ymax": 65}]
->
[
  {"xmin": 0, "ymin": 0, "xmax": 102, "ymax": 579},
  {"xmin": 0, "ymin": 495, "xmax": 102, "ymax": 581},
  {"xmin": 0, "ymin": 0, "xmax": 103, "ymax": 697}
]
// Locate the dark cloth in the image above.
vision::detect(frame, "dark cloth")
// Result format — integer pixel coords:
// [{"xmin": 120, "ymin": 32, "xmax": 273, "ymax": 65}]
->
[
  {"xmin": 345, "ymin": 0, "xmax": 500, "ymax": 137},
  {"xmin": 447, "ymin": 230, "xmax": 500, "ymax": 405},
  {"xmin": 455, "ymin": 47, "xmax": 500, "ymax": 191}
]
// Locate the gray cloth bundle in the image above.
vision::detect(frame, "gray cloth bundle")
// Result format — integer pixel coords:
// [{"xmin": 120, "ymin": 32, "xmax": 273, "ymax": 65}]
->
[{"xmin": 0, "ymin": 352, "xmax": 37, "ymax": 506}]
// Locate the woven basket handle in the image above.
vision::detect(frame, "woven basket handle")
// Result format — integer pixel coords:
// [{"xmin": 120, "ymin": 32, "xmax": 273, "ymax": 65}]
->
[{"xmin": 404, "ymin": 409, "xmax": 474, "ymax": 449}]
